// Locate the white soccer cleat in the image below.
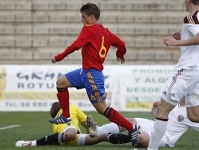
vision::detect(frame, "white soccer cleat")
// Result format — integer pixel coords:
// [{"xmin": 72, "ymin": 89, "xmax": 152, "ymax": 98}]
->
[
  {"xmin": 86, "ymin": 115, "xmax": 97, "ymax": 137},
  {"xmin": 15, "ymin": 140, "xmax": 34, "ymax": 147}
]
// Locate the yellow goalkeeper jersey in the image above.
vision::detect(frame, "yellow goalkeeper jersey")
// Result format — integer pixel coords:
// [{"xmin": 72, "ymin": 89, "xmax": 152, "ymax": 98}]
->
[{"xmin": 52, "ymin": 103, "xmax": 87, "ymax": 134}]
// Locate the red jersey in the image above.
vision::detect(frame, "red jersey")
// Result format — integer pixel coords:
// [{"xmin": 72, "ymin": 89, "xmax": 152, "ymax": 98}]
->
[{"xmin": 55, "ymin": 24, "xmax": 126, "ymax": 70}]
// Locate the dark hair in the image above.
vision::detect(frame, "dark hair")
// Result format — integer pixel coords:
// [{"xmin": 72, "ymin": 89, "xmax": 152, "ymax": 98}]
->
[
  {"xmin": 80, "ymin": 3, "xmax": 100, "ymax": 20},
  {"xmin": 50, "ymin": 102, "xmax": 61, "ymax": 118},
  {"xmin": 191, "ymin": 0, "xmax": 199, "ymax": 5}
]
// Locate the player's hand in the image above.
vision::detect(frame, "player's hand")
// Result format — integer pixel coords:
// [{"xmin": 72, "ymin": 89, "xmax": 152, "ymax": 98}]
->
[
  {"xmin": 164, "ymin": 36, "xmax": 179, "ymax": 46},
  {"xmin": 151, "ymin": 100, "xmax": 160, "ymax": 116},
  {"xmin": 173, "ymin": 32, "xmax": 181, "ymax": 40},
  {"xmin": 117, "ymin": 56, "xmax": 125, "ymax": 64},
  {"xmin": 51, "ymin": 57, "xmax": 57, "ymax": 64}
]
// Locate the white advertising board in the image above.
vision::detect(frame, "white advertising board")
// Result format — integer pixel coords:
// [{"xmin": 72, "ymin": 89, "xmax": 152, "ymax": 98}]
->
[
  {"xmin": 118, "ymin": 65, "xmax": 173, "ymax": 111},
  {"xmin": 0, "ymin": 65, "xmax": 173, "ymax": 111}
]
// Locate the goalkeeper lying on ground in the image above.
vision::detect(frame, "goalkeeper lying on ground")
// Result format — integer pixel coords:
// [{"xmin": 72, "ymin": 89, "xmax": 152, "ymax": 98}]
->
[
  {"xmin": 16, "ymin": 98, "xmax": 198, "ymax": 148},
  {"xmin": 15, "ymin": 102, "xmax": 123, "ymax": 147}
]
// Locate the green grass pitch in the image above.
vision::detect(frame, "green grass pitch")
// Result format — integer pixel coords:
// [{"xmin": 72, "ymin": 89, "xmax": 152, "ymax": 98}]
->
[{"xmin": 0, "ymin": 111, "xmax": 198, "ymax": 150}]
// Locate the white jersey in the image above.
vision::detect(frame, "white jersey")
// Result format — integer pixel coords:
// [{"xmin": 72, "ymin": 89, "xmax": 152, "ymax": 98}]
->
[
  {"xmin": 136, "ymin": 105, "xmax": 199, "ymax": 147},
  {"xmin": 175, "ymin": 11, "xmax": 199, "ymax": 70},
  {"xmin": 161, "ymin": 11, "xmax": 199, "ymax": 106}
]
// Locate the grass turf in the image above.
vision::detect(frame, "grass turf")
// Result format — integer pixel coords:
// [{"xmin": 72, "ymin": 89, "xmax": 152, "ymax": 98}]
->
[{"xmin": 0, "ymin": 111, "xmax": 198, "ymax": 150}]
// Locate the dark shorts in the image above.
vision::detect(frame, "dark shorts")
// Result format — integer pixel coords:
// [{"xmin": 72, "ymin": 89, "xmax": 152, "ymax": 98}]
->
[{"xmin": 65, "ymin": 68, "xmax": 107, "ymax": 104}]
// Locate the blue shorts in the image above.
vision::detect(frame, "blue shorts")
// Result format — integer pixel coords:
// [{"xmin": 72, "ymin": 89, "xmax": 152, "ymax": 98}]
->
[{"xmin": 65, "ymin": 68, "xmax": 107, "ymax": 104}]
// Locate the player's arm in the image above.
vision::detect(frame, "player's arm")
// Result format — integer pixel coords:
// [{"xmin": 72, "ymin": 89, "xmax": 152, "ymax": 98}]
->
[
  {"xmin": 165, "ymin": 32, "xmax": 199, "ymax": 46},
  {"xmin": 176, "ymin": 23, "xmax": 199, "ymax": 46},
  {"xmin": 109, "ymin": 32, "xmax": 126, "ymax": 64},
  {"xmin": 53, "ymin": 26, "xmax": 91, "ymax": 62},
  {"xmin": 165, "ymin": 24, "xmax": 199, "ymax": 46}
]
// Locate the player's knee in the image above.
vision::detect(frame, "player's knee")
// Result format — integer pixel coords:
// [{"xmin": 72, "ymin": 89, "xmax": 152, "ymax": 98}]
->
[
  {"xmin": 136, "ymin": 134, "xmax": 149, "ymax": 148},
  {"xmin": 156, "ymin": 105, "xmax": 171, "ymax": 119},
  {"xmin": 63, "ymin": 129, "xmax": 77, "ymax": 141},
  {"xmin": 56, "ymin": 76, "xmax": 71, "ymax": 88},
  {"xmin": 187, "ymin": 107, "xmax": 199, "ymax": 123},
  {"xmin": 56, "ymin": 76, "xmax": 65, "ymax": 85},
  {"xmin": 187, "ymin": 114, "xmax": 199, "ymax": 123}
]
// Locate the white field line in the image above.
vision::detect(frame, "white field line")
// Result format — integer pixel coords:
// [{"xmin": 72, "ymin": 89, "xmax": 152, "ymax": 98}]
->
[{"xmin": 0, "ymin": 125, "xmax": 21, "ymax": 130}]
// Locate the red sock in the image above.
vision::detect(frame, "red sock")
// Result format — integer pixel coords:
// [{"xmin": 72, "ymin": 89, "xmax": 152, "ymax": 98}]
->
[
  {"xmin": 104, "ymin": 107, "xmax": 133, "ymax": 131},
  {"xmin": 57, "ymin": 89, "xmax": 70, "ymax": 118}
]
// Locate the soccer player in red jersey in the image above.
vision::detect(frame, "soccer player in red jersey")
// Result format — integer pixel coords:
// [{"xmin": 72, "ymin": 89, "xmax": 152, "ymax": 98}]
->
[{"xmin": 49, "ymin": 3, "xmax": 139, "ymax": 145}]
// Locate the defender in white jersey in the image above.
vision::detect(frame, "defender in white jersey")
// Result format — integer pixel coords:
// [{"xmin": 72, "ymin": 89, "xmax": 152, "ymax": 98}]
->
[
  {"xmin": 106, "ymin": 99, "xmax": 199, "ymax": 148},
  {"xmin": 147, "ymin": 0, "xmax": 199, "ymax": 149},
  {"xmin": 138, "ymin": 99, "xmax": 199, "ymax": 148}
]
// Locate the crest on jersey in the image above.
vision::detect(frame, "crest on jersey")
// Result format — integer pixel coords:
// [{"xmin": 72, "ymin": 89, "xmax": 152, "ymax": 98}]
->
[{"xmin": 177, "ymin": 115, "xmax": 184, "ymax": 122}]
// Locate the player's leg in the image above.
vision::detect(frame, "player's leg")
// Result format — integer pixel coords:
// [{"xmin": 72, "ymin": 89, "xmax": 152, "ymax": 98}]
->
[
  {"xmin": 49, "ymin": 69, "xmax": 84, "ymax": 124},
  {"xmin": 83, "ymin": 69, "xmax": 139, "ymax": 146},
  {"xmin": 186, "ymin": 82, "xmax": 199, "ymax": 123},
  {"xmin": 107, "ymin": 133, "xmax": 149, "ymax": 147},
  {"xmin": 160, "ymin": 113, "xmax": 188, "ymax": 148},
  {"xmin": 15, "ymin": 133, "xmax": 61, "ymax": 147},
  {"xmin": 86, "ymin": 117, "xmax": 139, "ymax": 137},
  {"xmin": 15, "ymin": 126, "xmax": 78, "ymax": 147},
  {"xmin": 107, "ymin": 133, "xmax": 131, "ymax": 144},
  {"xmin": 107, "ymin": 133, "xmax": 150, "ymax": 148},
  {"xmin": 76, "ymin": 134, "xmax": 107, "ymax": 146},
  {"xmin": 86, "ymin": 115, "xmax": 120, "ymax": 136},
  {"xmin": 187, "ymin": 110, "xmax": 199, "ymax": 132},
  {"xmin": 85, "ymin": 134, "xmax": 107, "ymax": 145},
  {"xmin": 86, "ymin": 115, "xmax": 98, "ymax": 137},
  {"xmin": 136, "ymin": 133, "xmax": 150, "ymax": 148},
  {"xmin": 87, "ymin": 117, "xmax": 140, "ymax": 137},
  {"xmin": 148, "ymin": 69, "xmax": 188, "ymax": 150},
  {"xmin": 97, "ymin": 122, "xmax": 120, "ymax": 135},
  {"xmin": 184, "ymin": 70, "xmax": 199, "ymax": 122},
  {"xmin": 148, "ymin": 98, "xmax": 174, "ymax": 150},
  {"xmin": 133, "ymin": 118, "xmax": 154, "ymax": 147},
  {"xmin": 92, "ymin": 100, "xmax": 139, "ymax": 145},
  {"xmin": 49, "ymin": 75, "xmax": 71, "ymax": 124},
  {"xmin": 187, "ymin": 106, "xmax": 199, "ymax": 122}
]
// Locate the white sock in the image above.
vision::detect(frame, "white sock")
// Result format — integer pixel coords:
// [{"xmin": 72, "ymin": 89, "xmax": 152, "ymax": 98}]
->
[
  {"xmin": 31, "ymin": 140, "xmax": 37, "ymax": 146},
  {"xmin": 97, "ymin": 122, "xmax": 120, "ymax": 135},
  {"xmin": 148, "ymin": 119, "xmax": 168, "ymax": 150}
]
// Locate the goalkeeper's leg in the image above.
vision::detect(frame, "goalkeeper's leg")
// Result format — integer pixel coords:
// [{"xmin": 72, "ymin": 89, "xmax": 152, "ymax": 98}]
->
[{"xmin": 107, "ymin": 133, "xmax": 131, "ymax": 144}]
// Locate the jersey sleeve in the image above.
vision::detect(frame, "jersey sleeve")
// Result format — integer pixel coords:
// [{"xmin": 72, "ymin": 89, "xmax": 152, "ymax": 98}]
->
[
  {"xmin": 186, "ymin": 24, "xmax": 199, "ymax": 36},
  {"xmin": 184, "ymin": 12, "xmax": 199, "ymax": 36},
  {"xmin": 109, "ymin": 31, "xmax": 126, "ymax": 57},
  {"xmin": 54, "ymin": 26, "xmax": 91, "ymax": 61}
]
